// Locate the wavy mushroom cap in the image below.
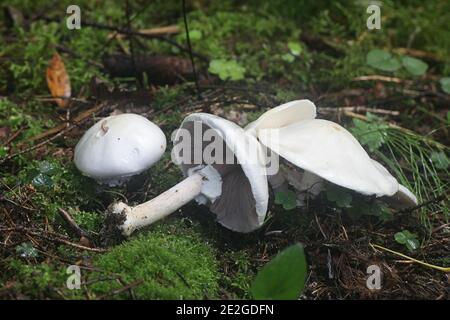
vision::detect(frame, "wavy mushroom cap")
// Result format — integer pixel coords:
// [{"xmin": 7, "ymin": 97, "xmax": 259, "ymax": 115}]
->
[
  {"xmin": 74, "ymin": 113, "xmax": 166, "ymax": 185},
  {"xmin": 173, "ymin": 113, "xmax": 269, "ymax": 232},
  {"xmin": 245, "ymin": 99, "xmax": 317, "ymax": 136},
  {"xmin": 257, "ymin": 119, "xmax": 399, "ymax": 197}
]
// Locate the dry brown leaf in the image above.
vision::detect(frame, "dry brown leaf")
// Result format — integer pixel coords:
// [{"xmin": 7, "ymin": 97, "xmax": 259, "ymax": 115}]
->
[{"xmin": 46, "ymin": 52, "xmax": 71, "ymax": 108}]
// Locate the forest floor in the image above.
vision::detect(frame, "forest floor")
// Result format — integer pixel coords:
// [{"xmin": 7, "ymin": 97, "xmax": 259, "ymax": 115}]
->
[{"xmin": 0, "ymin": 0, "xmax": 449, "ymax": 299}]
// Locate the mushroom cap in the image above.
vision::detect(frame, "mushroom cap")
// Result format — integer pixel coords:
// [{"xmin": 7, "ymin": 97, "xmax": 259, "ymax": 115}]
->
[
  {"xmin": 257, "ymin": 119, "xmax": 399, "ymax": 197},
  {"xmin": 74, "ymin": 113, "xmax": 166, "ymax": 185},
  {"xmin": 173, "ymin": 113, "xmax": 268, "ymax": 232},
  {"xmin": 371, "ymin": 160, "xmax": 418, "ymax": 208},
  {"xmin": 245, "ymin": 99, "xmax": 317, "ymax": 136}
]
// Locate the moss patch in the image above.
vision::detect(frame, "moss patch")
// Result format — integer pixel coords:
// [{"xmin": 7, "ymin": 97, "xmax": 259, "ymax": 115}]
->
[{"xmin": 88, "ymin": 229, "xmax": 220, "ymax": 299}]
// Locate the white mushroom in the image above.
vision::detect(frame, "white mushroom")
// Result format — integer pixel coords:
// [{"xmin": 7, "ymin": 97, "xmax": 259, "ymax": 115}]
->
[
  {"xmin": 74, "ymin": 113, "xmax": 166, "ymax": 186},
  {"xmin": 246, "ymin": 100, "xmax": 418, "ymax": 209},
  {"xmin": 102, "ymin": 113, "xmax": 268, "ymax": 240}
]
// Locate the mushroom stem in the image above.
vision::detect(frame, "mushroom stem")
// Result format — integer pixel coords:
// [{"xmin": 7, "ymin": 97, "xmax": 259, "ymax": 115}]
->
[
  {"xmin": 101, "ymin": 165, "xmax": 222, "ymax": 243},
  {"xmin": 110, "ymin": 173, "xmax": 203, "ymax": 236}
]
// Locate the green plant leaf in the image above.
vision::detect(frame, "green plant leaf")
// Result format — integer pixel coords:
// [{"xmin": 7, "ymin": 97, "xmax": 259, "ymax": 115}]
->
[
  {"xmin": 405, "ymin": 238, "xmax": 420, "ymax": 251},
  {"xmin": 16, "ymin": 242, "xmax": 39, "ymax": 258},
  {"xmin": 0, "ymin": 146, "xmax": 8, "ymax": 157},
  {"xmin": 394, "ymin": 231, "xmax": 407, "ymax": 244},
  {"xmin": 188, "ymin": 29, "xmax": 202, "ymax": 41},
  {"xmin": 439, "ymin": 77, "xmax": 450, "ymax": 94},
  {"xmin": 326, "ymin": 184, "xmax": 352, "ymax": 208},
  {"xmin": 274, "ymin": 190, "xmax": 297, "ymax": 210},
  {"xmin": 208, "ymin": 59, "xmax": 246, "ymax": 81},
  {"xmin": 251, "ymin": 244, "xmax": 307, "ymax": 300},
  {"xmin": 430, "ymin": 151, "xmax": 450, "ymax": 170},
  {"xmin": 281, "ymin": 53, "xmax": 295, "ymax": 63},
  {"xmin": 366, "ymin": 50, "xmax": 401, "ymax": 72},
  {"xmin": 32, "ymin": 173, "xmax": 53, "ymax": 188},
  {"xmin": 394, "ymin": 230, "xmax": 420, "ymax": 251},
  {"xmin": 401, "ymin": 56, "xmax": 428, "ymax": 76},
  {"xmin": 287, "ymin": 41, "xmax": 302, "ymax": 56},
  {"xmin": 350, "ymin": 116, "xmax": 389, "ymax": 152}
]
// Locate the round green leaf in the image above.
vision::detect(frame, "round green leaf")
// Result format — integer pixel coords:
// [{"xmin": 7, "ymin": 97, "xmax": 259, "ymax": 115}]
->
[
  {"xmin": 275, "ymin": 190, "xmax": 297, "ymax": 210},
  {"xmin": 401, "ymin": 56, "xmax": 428, "ymax": 76},
  {"xmin": 366, "ymin": 49, "xmax": 401, "ymax": 72},
  {"xmin": 281, "ymin": 53, "xmax": 295, "ymax": 63},
  {"xmin": 251, "ymin": 244, "xmax": 307, "ymax": 300},
  {"xmin": 188, "ymin": 29, "xmax": 202, "ymax": 41},
  {"xmin": 439, "ymin": 77, "xmax": 450, "ymax": 94},
  {"xmin": 405, "ymin": 238, "xmax": 419, "ymax": 251},
  {"xmin": 288, "ymin": 41, "xmax": 302, "ymax": 56},
  {"xmin": 394, "ymin": 231, "xmax": 407, "ymax": 244}
]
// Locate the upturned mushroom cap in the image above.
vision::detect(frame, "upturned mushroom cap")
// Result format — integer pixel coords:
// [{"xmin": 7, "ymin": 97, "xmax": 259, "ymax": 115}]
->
[
  {"xmin": 245, "ymin": 99, "xmax": 317, "ymax": 136},
  {"xmin": 257, "ymin": 119, "xmax": 399, "ymax": 197},
  {"xmin": 173, "ymin": 113, "xmax": 268, "ymax": 232},
  {"xmin": 74, "ymin": 113, "xmax": 166, "ymax": 186},
  {"xmin": 246, "ymin": 99, "xmax": 418, "ymax": 208}
]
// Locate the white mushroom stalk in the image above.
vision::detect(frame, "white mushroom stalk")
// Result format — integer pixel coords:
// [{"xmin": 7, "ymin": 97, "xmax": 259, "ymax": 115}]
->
[
  {"xmin": 102, "ymin": 113, "xmax": 269, "ymax": 242},
  {"xmin": 245, "ymin": 100, "xmax": 418, "ymax": 209},
  {"xmin": 74, "ymin": 113, "xmax": 166, "ymax": 186}
]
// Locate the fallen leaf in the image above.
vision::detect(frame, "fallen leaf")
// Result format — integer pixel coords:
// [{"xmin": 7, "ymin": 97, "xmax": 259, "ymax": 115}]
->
[{"xmin": 46, "ymin": 52, "xmax": 71, "ymax": 108}]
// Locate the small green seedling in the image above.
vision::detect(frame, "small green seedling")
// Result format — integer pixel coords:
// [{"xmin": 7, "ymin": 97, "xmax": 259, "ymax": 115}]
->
[
  {"xmin": 251, "ymin": 244, "xmax": 307, "ymax": 300},
  {"xmin": 430, "ymin": 151, "xmax": 450, "ymax": 170},
  {"xmin": 401, "ymin": 56, "xmax": 428, "ymax": 76},
  {"xmin": 394, "ymin": 230, "xmax": 420, "ymax": 252},
  {"xmin": 439, "ymin": 77, "xmax": 450, "ymax": 94},
  {"xmin": 16, "ymin": 242, "xmax": 39, "ymax": 258},
  {"xmin": 208, "ymin": 59, "xmax": 246, "ymax": 81},
  {"xmin": 366, "ymin": 50, "xmax": 428, "ymax": 76},
  {"xmin": 366, "ymin": 50, "xmax": 401, "ymax": 72},
  {"xmin": 274, "ymin": 190, "xmax": 297, "ymax": 210},
  {"xmin": 350, "ymin": 113, "xmax": 389, "ymax": 152}
]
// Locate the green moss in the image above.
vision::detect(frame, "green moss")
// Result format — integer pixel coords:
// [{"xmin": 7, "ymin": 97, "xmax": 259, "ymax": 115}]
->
[
  {"xmin": 5, "ymin": 259, "xmax": 84, "ymax": 299},
  {"xmin": 88, "ymin": 228, "xmax": 220, "ymax": 299}
]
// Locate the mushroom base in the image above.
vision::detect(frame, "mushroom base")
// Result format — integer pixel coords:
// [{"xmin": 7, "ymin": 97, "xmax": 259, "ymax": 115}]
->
[{"xmin": 100, "ymin": 203, "xmax": 128, "ymax": 246}]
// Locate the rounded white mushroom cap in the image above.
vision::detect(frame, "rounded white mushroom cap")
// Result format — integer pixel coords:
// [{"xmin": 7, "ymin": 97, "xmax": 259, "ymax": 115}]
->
[
  {"xmin": 173, "ymin": 113, "xmax": 268, "ymax": 232},
  {"xmin": 74, "ymin": 113, "xmax": 166, "ymax": 186}
]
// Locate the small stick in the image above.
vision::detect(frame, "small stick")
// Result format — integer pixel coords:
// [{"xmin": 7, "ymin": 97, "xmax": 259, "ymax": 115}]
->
[
  {"xmin": 182, "ymin": 0, "xmax": 200, "ymax": 98},
  {"xmin": 57, "ymin": 208, "xmax": 90, "ymax": 238},
  {"xmin": 96, "ymin": 279, "xmax": 144, "ymax": 299},
  {"xmin": 353, "ymin": 75, "xmax": 405, "ymax": 84},
  {"xmin": 320, "ymin": 106, "xmax": 400, "ymax": 116},
  {"xmin": 370, "ymin": 243, "xmax": 450, "ymax": 272},
  {"xmin": 109, "ymin": 25, "xmax": 180, "ymax": 40}
]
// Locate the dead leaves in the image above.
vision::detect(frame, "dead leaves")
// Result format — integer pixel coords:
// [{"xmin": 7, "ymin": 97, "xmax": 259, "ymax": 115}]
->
[{"xmin": 46, "ymin": 52, "xmax": 71, "ymax": 108}]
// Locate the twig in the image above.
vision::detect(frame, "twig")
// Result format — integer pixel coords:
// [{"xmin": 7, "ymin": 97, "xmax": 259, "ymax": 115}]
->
[
  {"xmin": 125, "ymin": 0, "xmax": 139, "ymax": 87},
  {"xmin": 370, "ymin": 243, "xmax": 450, "ymax": 272},
  {"xmin": 320, "ymin": 106, "xmax": 400, "ymax": 116},
  {"xmin": 353, "ymin": 75, "xmax": 405, "ymax": 84},
  {"xmin": 109, "ymin": 25, "xmax": 180, "ymax": 39},
  {"xmin": 96, "ymin": 279, "xmax": 144, "ymax": 299},
  {"xmin": 57, "ymin": 208, "xmax": 90, "ymax": 238},
  {"xmin": 182, "ymin": 0, "xmax": 200, "ymax": 98},
  {"xmin": 395, "ymin": 193, "xmax": 448, "ymax": 214}
]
